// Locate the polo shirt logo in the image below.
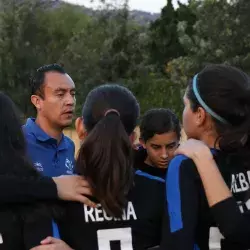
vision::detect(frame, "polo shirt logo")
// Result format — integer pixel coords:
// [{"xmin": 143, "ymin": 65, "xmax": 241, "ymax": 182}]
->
[
  {"xmin": 65, "ymin": 158, "xmax": 74, "ymax": 175},
  {"xmin": 34, "ymin": 162, "xmax": 44, "ymax": 172}
]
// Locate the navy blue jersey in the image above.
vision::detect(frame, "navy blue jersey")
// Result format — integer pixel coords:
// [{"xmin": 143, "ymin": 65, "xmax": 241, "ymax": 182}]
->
[
  {"xmin": 161, "ymin": 152, "xmax": 250, "ymax": 250},
  {"xmin": 211, "ymin": 196, "xmax": 250, "ymax": 249},
  {"xmin": 58, "ymin": 171, "xmax": 165, "ymax": 250},
  {"xmin": 133, "ymin": 148, "xmax": 166, "ymax": 179},
  {"xmin": 0, "ymin": 204, "xmax": 57, "ymax": 250}
]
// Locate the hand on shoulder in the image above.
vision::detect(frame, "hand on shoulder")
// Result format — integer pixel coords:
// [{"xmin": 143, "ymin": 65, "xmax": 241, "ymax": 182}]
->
[{"xmin": 175, "ymin": 139, "xmax": 213, "ymax": 162}]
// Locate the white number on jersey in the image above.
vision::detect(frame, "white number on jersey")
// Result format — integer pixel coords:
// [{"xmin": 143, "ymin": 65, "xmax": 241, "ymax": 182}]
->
[
  {"xmin": 209, "ymin": 227, "xmax": 224, "ymax": 250},
  {"xmin": 97, "ymin": 227, "xmax": 133, "ymax": 250}
]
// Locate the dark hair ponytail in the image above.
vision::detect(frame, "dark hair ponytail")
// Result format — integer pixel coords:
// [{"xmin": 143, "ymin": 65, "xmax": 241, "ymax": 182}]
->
[{"xmin": 76, "ymin": 112, "xmax": 134, "ymax": 217}]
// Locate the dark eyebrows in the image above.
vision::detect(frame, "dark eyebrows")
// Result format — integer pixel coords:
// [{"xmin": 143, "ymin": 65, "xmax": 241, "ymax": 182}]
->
[
  {"xmin": 54, "ymin": 87, "xmax": 75, "ymax": 93},
  {"xmin": 167, "ymin": 141, "xmax": 177, "ymax": 146},
  {"xmin": 151, "ymin": 141, "xmax": 178, "ymax": 148}
]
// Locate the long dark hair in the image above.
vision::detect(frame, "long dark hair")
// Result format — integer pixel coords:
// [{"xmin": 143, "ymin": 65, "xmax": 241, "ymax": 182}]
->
[
  {"xmin": 0, "ymin": 92, "xmax": 58, "ymax": 221},
  {"xmin": 187, "ymin": 64, "xmax": 250, "ymax": 161},
  {"xmin": 0, "ymin": 92, "xmax": 37, "ymax": 176},
  {"xmin": 76, "ymin": 84, "xmax": 140, "ymax": 217}
]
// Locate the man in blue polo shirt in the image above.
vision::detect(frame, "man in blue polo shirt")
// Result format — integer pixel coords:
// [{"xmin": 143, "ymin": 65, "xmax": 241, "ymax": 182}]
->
[{"xmin": 23, "ymin": 64, "xmax": 76, "ymax": 177}]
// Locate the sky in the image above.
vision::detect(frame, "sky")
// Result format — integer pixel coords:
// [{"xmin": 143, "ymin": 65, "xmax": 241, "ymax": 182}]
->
[{"xmin": 63, "ymin": 0, "xmax": 188, "ymax": 13}]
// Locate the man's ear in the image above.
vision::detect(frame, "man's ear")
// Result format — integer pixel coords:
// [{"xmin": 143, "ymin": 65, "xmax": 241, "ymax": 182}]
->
[
  {"xmin": 31, "ymin": 95, "xmax": 42, "ymax": 110},
  {"xmin": 75, "ymin": 117, "xmax": 87, "ymax": 140}
]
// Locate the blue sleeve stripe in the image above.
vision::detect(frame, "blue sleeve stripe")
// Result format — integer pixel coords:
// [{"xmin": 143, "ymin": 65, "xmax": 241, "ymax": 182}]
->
[
  {"xmin": 167, "ymin": 155, "xmax": 187, "ymax": 233},
  {"xmin": 52, "ymin": 220, "xmax": 60, "ymax": 239},
  {"xmin": 135, "ymin": 170, "xmax": 165, "ymax": 183},
  {"xmin": 194, "ymin": 244, "xmax": 200, "ymax": 250}
]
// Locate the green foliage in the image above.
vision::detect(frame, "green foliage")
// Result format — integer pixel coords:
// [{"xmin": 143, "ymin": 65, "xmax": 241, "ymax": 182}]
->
[
  {"xmin": 148, "ymin": 0, "xmax": 196, "ymax": 72},
  {"xmin": 1, "ymin": 0, "xmax": 250, "ymax": 119},
  {"xmin": 170, "ymin": 0, "xmax": 250, "ymax": 86}
]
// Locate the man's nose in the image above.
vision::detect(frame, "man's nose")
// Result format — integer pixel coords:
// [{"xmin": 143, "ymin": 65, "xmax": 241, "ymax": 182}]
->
[{"xmin": 65, "ymin": 93, "xmax": 75, "ymax": 106}]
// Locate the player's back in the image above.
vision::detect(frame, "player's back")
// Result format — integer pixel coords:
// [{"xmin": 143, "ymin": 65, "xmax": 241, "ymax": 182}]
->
[
  {"xmin": 161, "ymin": 151, "xmax": 250, "ymax": 250},
  {"xmin": 58, "ymin": 171, "xmax": 165, "ymax": 250}
]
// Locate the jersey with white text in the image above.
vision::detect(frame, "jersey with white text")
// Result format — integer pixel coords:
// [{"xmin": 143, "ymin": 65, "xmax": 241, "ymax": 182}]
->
[
  {"xmin": 161, "ymin": 150, "xmax": 250, "ymax": 250},
  {"xmin": 58, "ymin": 171, "xmax": 165, "ymax": 250}
]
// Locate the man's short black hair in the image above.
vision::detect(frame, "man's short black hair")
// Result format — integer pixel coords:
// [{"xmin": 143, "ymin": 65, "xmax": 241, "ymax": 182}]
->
[
  {"xmin": 29, "ymin": 63, "xmax": 66, "ymax": 98},
  {"xmin": 140, "ymin": 108, "xmax": 181, "ymax": 142}
]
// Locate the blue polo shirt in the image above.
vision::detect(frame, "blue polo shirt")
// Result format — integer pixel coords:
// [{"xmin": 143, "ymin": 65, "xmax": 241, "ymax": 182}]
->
[{"xmin": 23, "ymin": 118, "xmax": 75, "ymax": 177}]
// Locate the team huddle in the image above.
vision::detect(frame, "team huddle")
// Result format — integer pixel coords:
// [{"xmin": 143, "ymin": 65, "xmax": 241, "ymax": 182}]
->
[{"xmin": 0, "ymin": 63, "xmax": 250, "ymax": 250}]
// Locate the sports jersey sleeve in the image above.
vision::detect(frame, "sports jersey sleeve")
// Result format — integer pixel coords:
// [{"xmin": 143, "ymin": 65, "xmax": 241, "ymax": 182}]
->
[
  {"xmin": 0, "ymin": 175, "xmax": 58, "ymax": 203},
  {"xmin": 161, "ymin": 155, "xmax": 200, "ymax": 250},
  {"xmin": 211, "ymin": 196, "xmax": 250, "ymax": 246}
]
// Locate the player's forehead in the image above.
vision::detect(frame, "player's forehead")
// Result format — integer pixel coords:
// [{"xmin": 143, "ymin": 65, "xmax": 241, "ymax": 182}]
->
[
  {"xmin": 44, "ymin": 71, "xmax": 75, "ymax": 91},
  {"xmin": 149, "ymin": 132, "xmax": 178, "ymax": 146}
]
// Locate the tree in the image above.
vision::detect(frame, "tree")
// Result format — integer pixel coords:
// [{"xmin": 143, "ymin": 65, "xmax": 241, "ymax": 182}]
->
[
  {"xmin": 0, "ymin": 0, "xmax": 50, "ymax": 115},
  {"xmin": 148, "ymin": 0, "xmax": 196, "ymax": 72},
  {"xmin": 61, "ymin": 1, "xmax": 149, "ymax": 114},
  {"xmin": 167, "ymin": 0, "xmax": 250, "ymax": 88},
  {"xmin": 0, "ymin": 0, "xmax": 90, "ymax": 116}
]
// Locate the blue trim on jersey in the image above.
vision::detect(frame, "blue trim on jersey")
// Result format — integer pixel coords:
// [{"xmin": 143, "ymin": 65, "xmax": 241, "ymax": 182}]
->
[
  {"xmin": 135, "ymin": 170, "xmax": 165, "ymax": 183},
  {"xmin": 167, "ymin": 155, "xmax": 188, "ymax": 233},
  {"xmin": 167, "ymin": 150, "xmax": 217, "ymax": 233},
  {"xmin": 52, "ymin": 220, "xmax": 60, "ymax": 239},
  {"xmin": 194, "ymin": 244, "xmax": 200, "ymax": 250}
]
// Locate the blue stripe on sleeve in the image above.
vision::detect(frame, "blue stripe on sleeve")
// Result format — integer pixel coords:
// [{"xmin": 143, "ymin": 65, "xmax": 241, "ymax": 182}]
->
[
  {"xmin": 135, "ymin": 170, "xmax": 165, "ymax": 183},
  {"xmin": 194, "ymin": 244, "xmax": 200, "ymax": 250},
  {"xmin": 167, "ymin": 155, "xmax": 188, "ymax": 233},
  {"xmin": 52, "ymin": 220, "xmax": 60, "ymax": 239}
]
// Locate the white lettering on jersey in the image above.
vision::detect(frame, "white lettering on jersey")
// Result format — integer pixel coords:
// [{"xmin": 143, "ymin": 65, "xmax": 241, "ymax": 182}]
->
[
  {"xmin": 247, "ymin": 171, "xmax": 250, "ymax": 184},
  {"xmin": 95, "ymin": 206, "xmax": 104, "ymax": 222},
  {"xmin": 238, "ymin": 202, "xmax": 244, "ymax": 213},
  {"xmin": 209, "ymin": 227, "xmax": 224, "ymax": 250},
  {"xmin": 84, "ymin": 206, "xmax": 95, "ymax": 223},
  {"xmin": 245, "ymin": 198, "xmax": 250, "ymax": 210},
  {"xmin": 103, "ymin": 209, "xmax": 113, "ymax": 221},
  {"xmin": 231, "ymin": 171, "xmax": 250, "ymax": 193},
  {"xmin": 84, "ymin": 202, "xmax": 137, "ymax": 223},
  {"xmin": 239, "ymin": 173, "xmax": 249, "ymax": 191},
  {"xmin": 127, "ymin": 202, "xmax": 137, "ymax": 220}
]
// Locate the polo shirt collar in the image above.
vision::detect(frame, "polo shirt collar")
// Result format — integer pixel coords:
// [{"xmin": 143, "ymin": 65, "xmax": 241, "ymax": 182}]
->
[{"xmin": 25, "ymin": 118, "xmax": 68, "ymax": 150}]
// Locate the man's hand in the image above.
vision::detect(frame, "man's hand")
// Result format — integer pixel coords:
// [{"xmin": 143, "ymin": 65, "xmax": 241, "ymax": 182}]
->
[
  {"xmin": 52, "ymin": 175, "xmax": 95, "ymax": 207},
  {"xmin": 30, "ymin": 237, "xmax": 73, "ymax": 250}
]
